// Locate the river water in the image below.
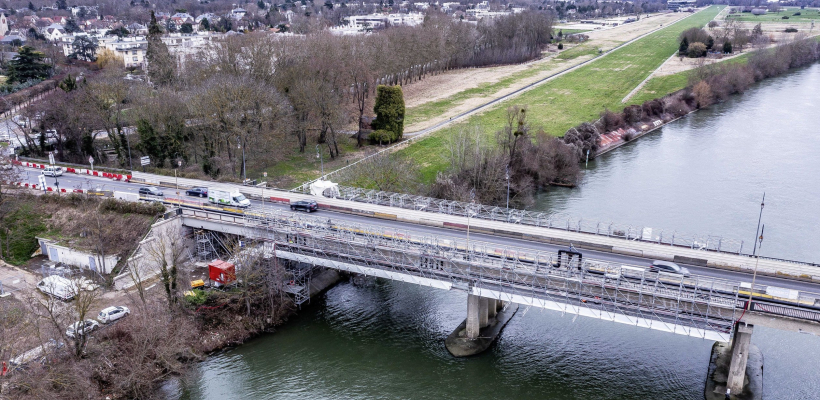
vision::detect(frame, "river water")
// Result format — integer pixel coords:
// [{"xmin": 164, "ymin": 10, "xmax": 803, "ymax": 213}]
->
[{"xmin": 166, "ymin": 64, "xmax": 820, "ymax": 399}]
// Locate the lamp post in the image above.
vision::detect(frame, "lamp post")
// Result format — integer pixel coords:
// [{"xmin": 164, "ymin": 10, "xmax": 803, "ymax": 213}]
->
[
  {"xmin": 316, "ymin": 144, "xmax": 324, "ymax": 180},
  {"xmin": 745, "ymin": 194, "xmax": 766, "ymax": 314},
  {"xmin": 175, "ymin": 160, "xmax": 181, "ymax": 196},
  {"xmin": 237, "ymin": 138, "xmax": 246, "ymax": 182},
  {"xmin": 505, "ymin": 165, "xmax": 510, "ymax": 209},
  {"xmin": 467, "ymin": 188, "xmax": 475, "ymax": 258}
]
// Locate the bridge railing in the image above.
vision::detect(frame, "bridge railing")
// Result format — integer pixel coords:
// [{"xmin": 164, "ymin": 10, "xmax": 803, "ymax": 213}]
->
[
  {"xmin": 183, "ymin": 207, "xmax": 820, "ymax": 335},
  {"xmin": 296, "ymin": 185, "xmax": 747, "ymax": 255}
]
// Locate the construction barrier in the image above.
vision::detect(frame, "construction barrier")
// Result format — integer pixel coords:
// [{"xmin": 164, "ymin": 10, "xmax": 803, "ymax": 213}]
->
[{"xmin": 12, "ymin": 160, "xmax": 131, "ymax": 182}]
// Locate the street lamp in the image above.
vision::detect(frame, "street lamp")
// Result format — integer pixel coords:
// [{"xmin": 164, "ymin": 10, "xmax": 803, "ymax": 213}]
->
[
  {"xmin": 466, "ymin": 188, "xmax": 475, "ymax": 258},
  {"xmin": 316, "ymin": 144, "xmax": 324, "ymax": 180},
  {"xmin": 175, "ymin": 160, "xmax": 181, "ymax": 196},
  {"xmin": 237, "ymin": 138, "xmax": 246, "ymax": 182},
  {"xmin": 505, "ymin": 165, "xmax": 510, "ymax": 209}
]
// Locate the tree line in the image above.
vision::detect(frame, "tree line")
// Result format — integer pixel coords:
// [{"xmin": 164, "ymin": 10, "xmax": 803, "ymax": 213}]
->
[{"xmin": 14, "ymin": 9, "xmax": 554, "ymax": 181}]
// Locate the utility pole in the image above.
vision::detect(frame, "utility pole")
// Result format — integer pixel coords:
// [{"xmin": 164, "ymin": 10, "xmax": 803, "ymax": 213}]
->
[
  {"xmin": 467, "ymin": 188, "xmax": 475, "ymax": 259},
  {"xmin": 745, "ymin": 193, "xmax": 766, "ymax": 314}
]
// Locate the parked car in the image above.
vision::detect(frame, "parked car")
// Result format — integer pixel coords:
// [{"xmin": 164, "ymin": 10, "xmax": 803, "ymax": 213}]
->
[
  {"xmin": 97, "ymin": 306, "xmax": 130, "ymax": 323},
  {"xmin": 66, "ymin": 319, "xmax": 99, "ymax": 338},
  {"xmin": 138, "ymin": 186, "xmax": 164, "ymax": 196},
  {"xmin": 649, "ymin": 260, "xmax": 691, "ymax": 277},
  {"xmin": 291, "ymin": 200, "xmax": 318, "ymax": 212},
  {"xmin": 43, "ymin": 166, "xmax": 63, "ymax": 177},
  {"xmin": 186, "ymin": 187, "xmax": 208, "ymax": 198}
]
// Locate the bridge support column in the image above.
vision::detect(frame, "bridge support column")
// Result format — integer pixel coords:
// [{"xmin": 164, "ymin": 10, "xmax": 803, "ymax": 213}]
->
[
  {"xmin": 466, "ymin": 294, "xmax": 481, "ymax": 339},
  {"xmin": 727, "ymin": 323, "xmax": 754, "ymax": 395},
  {"xmin": 445, "ymin": 294, "xmax": 519, "ymax": 357},
  {"xmin": 704, "ymin": 322, "xmax": 762, "ymax": 400},
  {"xmin": 479, "ymin": 297, "xmax": 489, "ymax": 328}
]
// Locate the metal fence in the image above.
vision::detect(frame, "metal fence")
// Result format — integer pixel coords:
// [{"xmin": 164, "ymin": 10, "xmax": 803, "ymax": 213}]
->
[{"xmin": 298, "ymin": 185, "xmax": 748, "ymax": 255}]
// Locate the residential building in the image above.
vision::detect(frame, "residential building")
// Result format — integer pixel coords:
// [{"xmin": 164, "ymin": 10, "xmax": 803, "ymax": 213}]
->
[{"xmin": 0, "ymin": 13, "xmax": 8, "ymax": 37}]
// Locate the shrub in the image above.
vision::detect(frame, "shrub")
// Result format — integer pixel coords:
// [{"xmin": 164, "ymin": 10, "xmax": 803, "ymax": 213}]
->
[
  {"xmin": 688, "ymin": 42, "xmax": 708, "ymax": 58},
  {"xmin": 601, "ymin": 109, "xmax": 623, "ymax": 131},
  {"xmin": 793, "ymin": 12, "xmax": 801, "ymax": 16},
  {"xmin": 723, "ymin": 41, "xmax": 733, "ymax": 54},
  {"xmin": 692, "ymin": 81, "xmax": 714, "ymax": 108},
  {"xmin": 782, "ymin": 15, "xmax": 789, "ymax": 19},
  {"xmin": 100, "ymin": 198, "xmax": 165, "ymax": 215},
  {"xmin": 184, "ymin": 289, "xmax": 209, "ymax": 306},
  {"xmin": 558, "ymin": 43, "xmax": 563, "ymax": 50},
  {"xmin": 785, "ymin": 27, "xmax": 798, "ymax": 33},
  {"xmin": 369, "ymin": 129, "xmax": 397, "ymax": 144}
]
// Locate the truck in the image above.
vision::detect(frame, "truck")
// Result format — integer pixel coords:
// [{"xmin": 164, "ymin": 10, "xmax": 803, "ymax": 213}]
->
[{"xmin": 208, "ymin": 187, "xmax": 251, "ymax": 208}]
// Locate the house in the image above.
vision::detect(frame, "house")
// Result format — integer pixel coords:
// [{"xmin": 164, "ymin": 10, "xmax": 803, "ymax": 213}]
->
[
  {"xmin": 230, "ymin": 6, "xmax": 247, "ymax": 20},
  {"xmin": 43, "ymin": 23, "xmax": 66, "ymax": 41},
  {"xmin": 128, "ymin": 23, "xmax": 148, "ymax": 35}
]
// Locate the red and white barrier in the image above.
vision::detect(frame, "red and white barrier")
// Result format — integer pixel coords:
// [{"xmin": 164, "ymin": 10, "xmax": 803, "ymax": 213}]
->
[{"xmin": 13, "ymin": 160, "xmax": 131, "ymax": 182}]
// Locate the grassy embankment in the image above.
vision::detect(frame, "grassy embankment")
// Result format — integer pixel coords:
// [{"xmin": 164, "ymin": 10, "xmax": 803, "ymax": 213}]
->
[
  {"xmin": 0, "ymin": 194, "xmax": 158, "ymax": 266},
  {"xmin": 725, "ymin": 7, "xmax": 820, "ymax": 23},
  {"xmin": 397, "ymin": 6, "xmax": 724, "ymax": 183}
]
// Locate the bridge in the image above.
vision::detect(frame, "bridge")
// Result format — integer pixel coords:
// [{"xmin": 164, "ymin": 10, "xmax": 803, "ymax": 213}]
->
[
  {"xmin": 10, "ymin": 165, "xmax": 820, "ymax": 397},
  {"xmin": 176, "ymin": 205, "xmax": 820, "ymax": 397}
]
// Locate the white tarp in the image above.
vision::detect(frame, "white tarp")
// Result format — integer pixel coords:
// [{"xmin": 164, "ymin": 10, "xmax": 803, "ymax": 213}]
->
[{"xmin": 309, "ymin": 180, "xmax": 340, "ymax": 198}]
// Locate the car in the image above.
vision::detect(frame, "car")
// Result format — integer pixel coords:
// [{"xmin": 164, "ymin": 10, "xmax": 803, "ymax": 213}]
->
[
  {"xmin": 290, "ymin": 200, "xmax": 318, "ymax": 212},
  {"xmin": 186, "ymin": 187, "xmax": 208, "ymax": 198},
  {"xmin": 66, "ymin": 319, "xmax": 99, "ymax": 338},
  {"xmin": 43, "ymin": 166, "xmax": 63, "ymax": 177},
  {"xmin": 649, "ymin": 260, "xmax": 691, "ymax": 277},
  {"xmin": 138, "ymin": 186, "xmax": 164, "ymax": 196},
  {"xmin": 97, "ymin": 306, "xmax": 130, "ymax": 323}
]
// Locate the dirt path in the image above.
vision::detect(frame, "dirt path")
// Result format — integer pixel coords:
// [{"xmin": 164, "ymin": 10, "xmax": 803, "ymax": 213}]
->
[{"xmin": 402, "ymin": 12, "xmax": 691, "ymax": 132}]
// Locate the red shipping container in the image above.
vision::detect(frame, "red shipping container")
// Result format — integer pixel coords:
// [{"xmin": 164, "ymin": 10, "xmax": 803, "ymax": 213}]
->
[{"xmin": 208, "ymin": 260, "xmax": 236, "ymax": 286}]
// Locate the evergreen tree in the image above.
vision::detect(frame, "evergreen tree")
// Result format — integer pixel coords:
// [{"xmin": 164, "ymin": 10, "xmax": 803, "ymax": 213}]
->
[
  {"xmin": 180, "ymin": 23, "xmax": 193, "ymax": 33},
  {"xmin": 370, "ymin": 85, "xmax": 405, "ymax": 143},
  {"xmin": 678, "ymin": 37, "xmax": 689, "ymax": 55},
  {"xmin": 58, "ymin": 74, "xmax": 77, "ymax": 92},
  {"xmin": 64, "ymin": 19, "xmax": 81, "ymax": 33},
  {"xmin": 148, "ymin": 11, "xmax": 163, "ymax": 36},
  {"xmin": 27, "ymin": 1, "xmax": 35, "ymax": 10},
  {"xmin": 258, "ymin": 0, "xmax": 266, "ymax": 9},
  {"xmin": 706, "ymin": 36, "xmax": 714, "ymax": 50},
  {"xmin": 723, "ymin": 41, "xmax": 733, "ymax": 54},
  {"xmin": 6, "ymin": 46, "xmax": 51, "ymax": 83},
  {"xmin": 200, "ymin": 18, "xmax": 210, "ymax": 31},
  {"xmin": 56, "ymin": 0, "xmax": 67, "ymax": 9}
]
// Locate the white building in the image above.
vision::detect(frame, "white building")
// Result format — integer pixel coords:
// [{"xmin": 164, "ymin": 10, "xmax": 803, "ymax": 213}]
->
[
  {"xmin": 344, "ymin": 12, "xmax": 424, "ymax": 29},
  {"xmin": 0, "ymin": 13, "xmax": 8, "ymax": 37}
]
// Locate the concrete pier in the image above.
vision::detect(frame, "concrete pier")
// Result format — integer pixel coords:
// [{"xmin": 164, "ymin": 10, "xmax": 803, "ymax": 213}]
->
[
  {"xmin": 445, "ymin": 295, "xmax": 519, "ymax": 357},
  {"xmin": 704, "ymin": 323, "xmax": 762, "ymax": 400}
]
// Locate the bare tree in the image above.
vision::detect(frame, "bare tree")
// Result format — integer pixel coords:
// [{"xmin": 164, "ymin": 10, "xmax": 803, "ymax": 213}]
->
[{"xmin": 144, "ymin": 223, "xmax": 188, "ymax": 308}]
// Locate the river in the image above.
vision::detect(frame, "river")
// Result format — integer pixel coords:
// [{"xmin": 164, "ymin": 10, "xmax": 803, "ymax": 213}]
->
[{"xmin": 164, "ymin": 63, "xmax": 820, "ymax": 399}]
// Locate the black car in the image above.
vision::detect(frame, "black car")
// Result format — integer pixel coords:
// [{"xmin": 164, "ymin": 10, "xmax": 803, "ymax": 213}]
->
[
  {"xmin": 138, "ymin": 186, "xmax": 163, "ymax": 196},
  {"xmin": 290, "ymin": 200, "xmax": 318, "ymax": 212},
  {"xmin": 186, "ymin": 187, "xmax": 208, "ymax": 198}
]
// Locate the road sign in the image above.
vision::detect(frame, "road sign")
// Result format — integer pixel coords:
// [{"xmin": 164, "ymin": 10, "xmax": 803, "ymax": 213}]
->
[
  {"xmin": 263, "ymin": 172, "xmax": 267, "ymax": 177},
  {"xmin": 88, "ymin": 156, "xmax": 94, "ymax": 164},
  {"xmin": 48, "ymin": 152, "xmax": 55, "ymax": 165},
  {"xmin": 140, "ymin": 156, "xmax": 150, "ymax": 166}
]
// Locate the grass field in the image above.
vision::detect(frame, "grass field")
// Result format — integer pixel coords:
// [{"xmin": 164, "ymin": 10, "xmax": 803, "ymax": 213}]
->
[
  {"xmin": 397, "ymin": 6, "xmax": 724, "ymax": 183},
  {"xmin": 725, "ymin": 7, "xmax": 820, "ymax": 23}
]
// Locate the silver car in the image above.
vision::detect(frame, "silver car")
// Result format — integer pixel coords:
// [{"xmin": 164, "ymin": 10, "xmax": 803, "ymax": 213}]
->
[{"xmin": 649, "ymin": 260, "xmax": 691, "ymax": 277}]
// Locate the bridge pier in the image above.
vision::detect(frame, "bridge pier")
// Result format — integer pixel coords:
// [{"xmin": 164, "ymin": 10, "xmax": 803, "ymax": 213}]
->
[
  {"xmin": 445, "ymin": 294, "xmax": 518, "ymax": 357},
  {"xmin": 704, "ymin": 322, "xmax": 762, "ymax": 400}
]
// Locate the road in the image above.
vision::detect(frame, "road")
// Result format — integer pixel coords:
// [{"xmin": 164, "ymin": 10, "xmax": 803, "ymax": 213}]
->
[{"xmin": 14, "ymin": 166, "xmax": 820, "ymax": 295}]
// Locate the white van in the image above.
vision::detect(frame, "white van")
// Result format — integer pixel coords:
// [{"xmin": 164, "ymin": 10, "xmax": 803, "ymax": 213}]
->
[
  {"xmin": 208, "ymin": 188, "xmax": 251, "ymax": 208},
  {"xmin": 43, "ymin": 166, "xmax": 63, "ymax": 177},
  {"xmin": 37, "ymin": 275, "xmax": 78, "ymax": 300}
]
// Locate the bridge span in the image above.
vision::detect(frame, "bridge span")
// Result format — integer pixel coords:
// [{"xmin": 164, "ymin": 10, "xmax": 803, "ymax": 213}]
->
[{"xmin": 176, "ymin": 206, "xmax": 820, "ymax": 395}]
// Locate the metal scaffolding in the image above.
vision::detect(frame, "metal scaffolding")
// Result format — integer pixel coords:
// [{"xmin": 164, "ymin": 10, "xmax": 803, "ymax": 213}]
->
[
  {"xmin": 181, "ymin": 208, "xmax": 820, "ymax": 340},
  {"xmin": 292, "ymin": 184, "xmax": 748, "ymax": 255}
]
